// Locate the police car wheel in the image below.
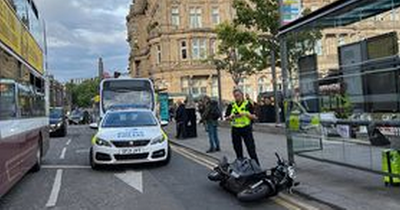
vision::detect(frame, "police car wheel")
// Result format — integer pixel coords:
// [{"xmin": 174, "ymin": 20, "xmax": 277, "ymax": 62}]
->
[
  {"xmin": 160, "ymin": 146, "xmax": 171, "ymax": 166},
  {"xmin": 90, "ymin": 148, "xmax": 101, "ymax": 170}
]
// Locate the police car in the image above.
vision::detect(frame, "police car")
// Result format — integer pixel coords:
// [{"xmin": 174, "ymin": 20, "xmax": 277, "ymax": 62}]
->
[{"xmin": 89, "ymin": 109, "xmax": 170, "ymax": 169}]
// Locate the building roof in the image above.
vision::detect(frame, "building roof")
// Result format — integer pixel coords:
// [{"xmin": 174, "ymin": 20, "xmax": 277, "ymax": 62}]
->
[{"xmin": 279, "ymin": 0, "xmax": 400, "ymax": 36}]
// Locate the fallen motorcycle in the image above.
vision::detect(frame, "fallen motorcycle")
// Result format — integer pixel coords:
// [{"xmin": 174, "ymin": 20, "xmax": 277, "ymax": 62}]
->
[{"xmin": 208, "ymin": 153, "xmax": 297, "ymax": 202}]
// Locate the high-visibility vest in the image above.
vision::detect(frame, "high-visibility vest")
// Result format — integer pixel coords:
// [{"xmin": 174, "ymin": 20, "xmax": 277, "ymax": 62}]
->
[{"xmin": 231, "ymin": 100, "xmax": 251, "ymax": 128}]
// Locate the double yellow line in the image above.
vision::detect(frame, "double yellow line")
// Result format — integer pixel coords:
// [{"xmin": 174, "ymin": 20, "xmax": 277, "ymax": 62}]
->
[{"xmin": 171, "ymin": 144, "xmax": 321, "ymax": 210}]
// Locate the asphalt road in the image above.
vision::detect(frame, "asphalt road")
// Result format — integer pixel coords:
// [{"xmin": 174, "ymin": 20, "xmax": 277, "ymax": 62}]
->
[{"xmin": 0, "ymin": 126, "xmax": 287, "ymax": 210}]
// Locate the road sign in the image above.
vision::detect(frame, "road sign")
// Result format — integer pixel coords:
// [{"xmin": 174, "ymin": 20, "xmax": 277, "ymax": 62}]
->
[{"xmin": 280, "ymin": 0, "xmax": 302, "ymax": 25}]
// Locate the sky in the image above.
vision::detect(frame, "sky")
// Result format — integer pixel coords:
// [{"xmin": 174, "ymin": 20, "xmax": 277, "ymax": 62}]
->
[{"xmin": 35, "ymin": 0, "xmax": 132, "ymax": 82}]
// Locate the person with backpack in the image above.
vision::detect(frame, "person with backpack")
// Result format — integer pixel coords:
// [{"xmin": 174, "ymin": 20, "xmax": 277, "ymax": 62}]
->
[{"xmin": 202, "ymin": 96, "xmax": 221, "ymax": 153}]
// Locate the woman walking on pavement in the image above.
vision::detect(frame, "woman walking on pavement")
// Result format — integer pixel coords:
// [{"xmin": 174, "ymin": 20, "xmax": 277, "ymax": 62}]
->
[{"xmin": 201, "ymin": 96, "xmax": 222, "ymax": 153}]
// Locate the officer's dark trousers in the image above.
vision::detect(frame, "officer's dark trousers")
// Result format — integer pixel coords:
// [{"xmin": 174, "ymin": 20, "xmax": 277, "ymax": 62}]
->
[{"xmin": 231, "ymin": 126, "xmax": 260, "ymax": 165}]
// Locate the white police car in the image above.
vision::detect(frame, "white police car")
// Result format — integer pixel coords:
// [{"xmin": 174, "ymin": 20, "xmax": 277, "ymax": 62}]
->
[{"xmin": 89, "ymin": 109, "xmax": 170, "ymax": 169}]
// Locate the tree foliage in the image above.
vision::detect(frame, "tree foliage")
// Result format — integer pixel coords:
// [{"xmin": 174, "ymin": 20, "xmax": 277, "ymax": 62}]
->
[
  {"xmin": 213, "ymin": 22, "xmax": 259, "ymax": 85},
  {"xmin": 66, "ymin": 78, "xmax": 100, "ymax": 108},
  {"xmin": 214, "ymin": 0, "xmax": 322, "ymax": 84}
]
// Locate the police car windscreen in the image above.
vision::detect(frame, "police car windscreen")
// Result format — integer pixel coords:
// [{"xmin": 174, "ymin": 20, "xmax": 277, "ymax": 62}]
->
[
  {"xmin": 102, "ymin": 80, "xmax": 154, "ymax": 112},
  {"xmin": 102, "ymin": 111, "xmax": 158, "ymax": 128}
]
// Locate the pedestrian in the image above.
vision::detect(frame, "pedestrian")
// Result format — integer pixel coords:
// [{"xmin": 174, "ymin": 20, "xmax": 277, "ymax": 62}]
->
[
  {"xmin": 225, "ymin": 89, "xmax": 260, "ymax": 165},
  {"xmin": 246, "ymin": 93, "xmax": 256, "ymax": 106},
  {"xmin": 175, "ymin": 100, "xmax": 187, "ymax": 139},
  {"xmin": 201, "ymin": 96, "xmax": 221, "ymax": 153},
  {"xmin": 259, "ymin": 97, "xmax": 276, "ymax": 123},
  {"xmin": 245, "ymin": 93, "xmax": 257, "ymax": 126}
]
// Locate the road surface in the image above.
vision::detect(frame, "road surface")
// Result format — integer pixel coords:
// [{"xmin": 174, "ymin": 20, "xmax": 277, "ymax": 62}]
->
[{"xmin": 0, "ymin": 126, "xmax": 288, "ymax": 210}]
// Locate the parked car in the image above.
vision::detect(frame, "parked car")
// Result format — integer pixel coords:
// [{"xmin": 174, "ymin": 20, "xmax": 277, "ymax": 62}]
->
[
  {"xmin": 50, "ymin": 107, "xmax": 67, "ymax": 137},
  {"xmin": 68, "ymin": 110, "xmax": 85, "ymax": 125}
]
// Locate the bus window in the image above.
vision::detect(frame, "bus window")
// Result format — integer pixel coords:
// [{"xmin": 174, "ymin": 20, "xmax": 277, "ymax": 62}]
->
[
  {"xmin": 0, "ymin": 82, "xmax": 17, "ymax": 120},
  {"xmin": 10, "ymin": 0, "xmax": 29, "ymax": 27}
]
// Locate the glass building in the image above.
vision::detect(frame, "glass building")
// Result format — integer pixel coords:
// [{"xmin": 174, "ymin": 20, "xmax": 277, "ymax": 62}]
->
[{"xmin": 279, "ymin": 0, "xmax": 400, "ymax": 178}]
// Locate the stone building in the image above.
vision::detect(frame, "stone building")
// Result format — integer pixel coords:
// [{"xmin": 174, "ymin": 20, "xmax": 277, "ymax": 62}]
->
[
  {"xmin": 126, "ymin": 0, "xmax": 278, "ymax": 101},
  {"xmin": 127, "ymin": 0, "xmax": 395, "ymax": 101}
]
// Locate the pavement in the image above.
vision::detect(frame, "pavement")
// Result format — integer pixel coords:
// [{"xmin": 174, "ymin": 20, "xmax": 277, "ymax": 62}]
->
[
  {"xmin": 0, "ymin": 126, "xmax": 291, "ymax": 210},
  {"xmin": 165, "ymin": 123, "xmax": 400, "ymax": 210}
]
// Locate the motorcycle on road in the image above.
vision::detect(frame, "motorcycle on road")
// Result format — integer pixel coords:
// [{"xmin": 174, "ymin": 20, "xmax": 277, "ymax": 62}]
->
[{"xmin": 208, "ymin": 153, "xmax": 297, "ymax": 202}]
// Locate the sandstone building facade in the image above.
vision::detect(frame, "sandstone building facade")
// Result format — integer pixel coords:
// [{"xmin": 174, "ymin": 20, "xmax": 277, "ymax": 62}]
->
[
  {"xmin": 126, "ymin": 0, "xmax": 279, "ymax": 101},
  {"xmin": 127, "ymin": 0, "xmax": 393, "ymax": 101}
]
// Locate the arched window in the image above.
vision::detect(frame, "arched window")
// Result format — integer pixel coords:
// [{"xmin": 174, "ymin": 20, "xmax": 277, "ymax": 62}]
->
[
  {"xmin": 258, "ymin": 76, "xmax": 270, "ymax": 93},
  {"xmin": 238, "ymin": 78, "xmax": 252, "ymax": 95}
]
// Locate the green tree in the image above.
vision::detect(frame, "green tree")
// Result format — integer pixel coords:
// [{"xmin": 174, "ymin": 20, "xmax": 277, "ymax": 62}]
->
[
  {"xmin": 213, "ymin": 22, "xmax": 259, "ymax": 86},
  {"xmin": 214, "ymin": 0, "xmax": 322, "ymax": 86},
  {"xmin": 66, "ymin": 78, "xmax": 100, "ymax": 108}
]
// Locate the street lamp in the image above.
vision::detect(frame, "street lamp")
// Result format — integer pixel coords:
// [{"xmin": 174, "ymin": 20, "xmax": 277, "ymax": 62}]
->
[{"xmin": 213, "ymin": 59, "xmax": 224, "ymax": 110}]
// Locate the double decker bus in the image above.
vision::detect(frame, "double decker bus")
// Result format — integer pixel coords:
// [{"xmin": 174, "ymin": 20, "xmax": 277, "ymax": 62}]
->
[{"xmin": 0, "ymin": 0, "xmax": 49, "ymax": 197}]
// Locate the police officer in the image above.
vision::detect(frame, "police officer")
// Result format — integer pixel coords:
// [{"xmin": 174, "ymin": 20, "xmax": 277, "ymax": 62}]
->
[{"xmin": 225, "ymin": 89, "xmax": 260, "ymax": 165}]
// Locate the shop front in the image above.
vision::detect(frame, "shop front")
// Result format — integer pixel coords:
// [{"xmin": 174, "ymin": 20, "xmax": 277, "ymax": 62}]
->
[{"xmin": 279, "ymin": 0, "xmax": 400, "ymax": 182}]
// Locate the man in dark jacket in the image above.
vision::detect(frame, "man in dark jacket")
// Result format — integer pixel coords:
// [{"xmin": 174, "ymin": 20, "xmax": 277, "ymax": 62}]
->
[
  {"xmin": 175, "ymin": 100, "xmax": 187, "ymax": 139},
  {"xmin": 201, "ymin": 96, "xmax": 221, "ymax": 153}
]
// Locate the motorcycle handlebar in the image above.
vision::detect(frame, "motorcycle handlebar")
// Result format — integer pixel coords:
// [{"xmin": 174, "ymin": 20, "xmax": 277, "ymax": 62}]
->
[{"xmin": 275, "ymin": 152, "xmax": 283, "ymax": 163}]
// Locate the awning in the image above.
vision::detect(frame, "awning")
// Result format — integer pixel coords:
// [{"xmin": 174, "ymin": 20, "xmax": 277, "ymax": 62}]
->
[{"xmin": 279, "ymin": 0, "xmax": 400, "ymax": 36}]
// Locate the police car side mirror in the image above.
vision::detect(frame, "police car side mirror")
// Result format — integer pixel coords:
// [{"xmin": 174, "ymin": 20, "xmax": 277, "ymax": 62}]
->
[
  {"xmin": 89, "ymin": 123, "xmax": 99, "ymax": 130},
  {"xmin": 160, "ymin": 120, "xmax": 169, "ymax": 127}
]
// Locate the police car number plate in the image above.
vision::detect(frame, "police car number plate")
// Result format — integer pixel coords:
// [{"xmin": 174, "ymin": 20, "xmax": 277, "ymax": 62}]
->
[{"xmin": 120, "ymin": 148, "xmax": 142, "ymax": 155}]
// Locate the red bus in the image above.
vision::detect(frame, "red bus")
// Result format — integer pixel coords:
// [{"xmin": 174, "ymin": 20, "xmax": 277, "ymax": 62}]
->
[{"xmin": 0, "ymin": 0, "xmax": 49, "ymax": 197}]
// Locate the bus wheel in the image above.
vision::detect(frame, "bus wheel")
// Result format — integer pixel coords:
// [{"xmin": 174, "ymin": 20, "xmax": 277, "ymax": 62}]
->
[{"xmin": 30, "ymin": 141, "xmax": 42, "ymax": 173}]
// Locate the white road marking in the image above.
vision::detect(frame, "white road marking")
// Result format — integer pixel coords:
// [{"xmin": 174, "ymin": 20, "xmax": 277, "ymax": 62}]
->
[
  {"xmin": 60, "ymin": 147, "xmax": 67, "ymax": 159},
  {"xmin": 42, "ymin": 165, "xmax": 91, "ymax": 169},
  {"xmin": 115, "ymin": 171, "xmax": 143, "ymax": 193},
  {"xmin": 171, "ymin": 144, "xmax": 321, "ymax": 210},
  {"xmin": 66, "ymin": 139, "xmax": 72, "ymax": 145},
  {"xmin": 46, "ymin": 169, "xmax": 63, "ymax": 208},
  {"xmin": 75, "ymin": 149, "xmax": 89, "ymax": 154}
]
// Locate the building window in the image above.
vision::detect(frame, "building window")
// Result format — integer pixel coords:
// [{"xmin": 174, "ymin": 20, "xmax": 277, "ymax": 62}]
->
[
  {"xmin": 258, "ymin": 77, "xmax": 271, "ymax": 93},
  {"xmin": 189, "ymin": 7, "xmax": 202, "ymax": 28},
  {"xmin": 314, "ymin": 39, "xmax": 323, "ymax": 56},
  {"xmin": 156, "ymin": 45, "xmax": 161, "ymax": 64},
  {"xmin": 171, "ymin": 7, "xmax": 180, "ymax": 27},
  {"xmin": 210, "ymin": 39, "xmax": 216, "ymax": 55},
  {"xmin": 192, "ymin": 39, "xmax": 200, "ymax": 59},
  {"xmin": 180, "ymin": 40, "xmax": 188, "ymax": 60},
  {"xmin": 238, "ymin": 78, "xmax": 252, "ymax": 96},
  {"xmin": 200, "ymin": 39, "xmax": 207, "ymax": 59},
  {"xmin": 211, "ymin": 7, "xmax": 220, "ymax": 25},
  {"xmin": 338, "ymin": 34, "xmax": 346, "ymax": 46},
  {"xmin": 192, "ymin": 39, "xmax": 207, "ymax": 59},
  {"xmin": 181, "ymin": 76, "xmax": 208, "ymax": 97}
]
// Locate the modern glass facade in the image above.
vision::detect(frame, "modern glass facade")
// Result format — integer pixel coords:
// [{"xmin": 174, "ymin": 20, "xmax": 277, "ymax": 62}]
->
[{"xmin": 280, "ymin": 0, "xmax": 400, "ymax": 177}]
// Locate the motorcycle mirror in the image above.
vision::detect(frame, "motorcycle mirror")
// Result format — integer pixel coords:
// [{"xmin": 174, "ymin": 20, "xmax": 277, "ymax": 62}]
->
[{"xmin": 221, "ymin": 156, "xmax": 228, "ymax": 165}]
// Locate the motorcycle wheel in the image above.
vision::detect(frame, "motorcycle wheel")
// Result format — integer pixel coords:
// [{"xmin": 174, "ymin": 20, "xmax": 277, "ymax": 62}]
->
[
  {"xmin": 237, "ymin": 183, "xmax": 270, "ymax": 202},
  {"xmin": 208, "ymin": 170, "xmax": 223, "ymax": 182}
]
